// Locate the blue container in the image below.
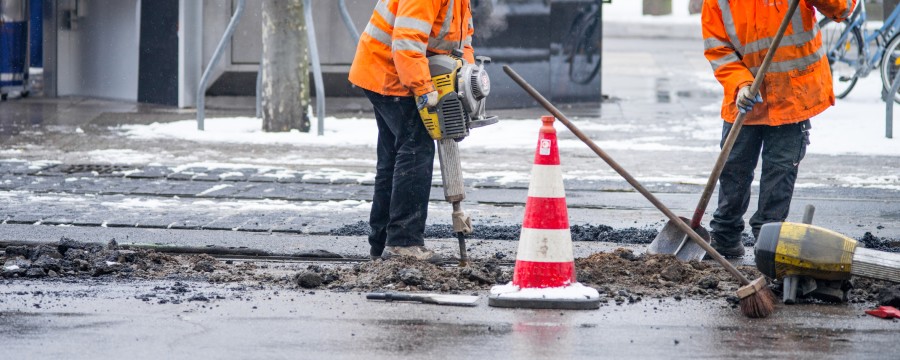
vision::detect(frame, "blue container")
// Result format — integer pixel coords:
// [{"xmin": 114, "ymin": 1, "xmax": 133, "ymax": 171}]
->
[{"xmin": 1, "ymin": 0, "xmax": 28, "ymax": 94}]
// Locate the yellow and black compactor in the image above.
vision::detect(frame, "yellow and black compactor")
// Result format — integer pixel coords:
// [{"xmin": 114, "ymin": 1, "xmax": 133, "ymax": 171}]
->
[
  {"xmin": 756, "ymin": 221, "xmax": 900, "ymax": 303},
  {"xmin": 418, "ymin": 49, "xmax": 498, "ymax": 265}
]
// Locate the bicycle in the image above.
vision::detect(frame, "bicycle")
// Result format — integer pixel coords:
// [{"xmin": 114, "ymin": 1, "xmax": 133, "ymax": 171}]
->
[
  {"xmin": 818, "ymin": 1, "xmax": 900, "ymax": 102},
  {"xmin": 563, "ymin": 0, "xmax": 611, "ymax": 85}
]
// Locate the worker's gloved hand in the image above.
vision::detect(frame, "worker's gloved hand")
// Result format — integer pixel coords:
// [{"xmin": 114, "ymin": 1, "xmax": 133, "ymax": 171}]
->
[
  {"xmin": 417, "ymin": 90, "xmax": 439, "ymax": 110},
  {"xmin": 736, "ymin": 85, "xmax": 763, "ymax": 114}
]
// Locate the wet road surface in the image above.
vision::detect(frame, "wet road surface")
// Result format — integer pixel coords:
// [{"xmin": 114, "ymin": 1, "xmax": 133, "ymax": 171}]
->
[{"xmin": 2, "ymin": 279, "xmax": 897, "ymax": 359}]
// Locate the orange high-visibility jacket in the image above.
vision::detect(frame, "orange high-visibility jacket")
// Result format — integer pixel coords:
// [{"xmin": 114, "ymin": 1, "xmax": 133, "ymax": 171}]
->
[
  {"xmin": 349, "ymin": 0, "xmax": 475, "ymax": 98},
  {"xmin": 702, "ymin": 0, "xmax": 856, "ymax": 125}
]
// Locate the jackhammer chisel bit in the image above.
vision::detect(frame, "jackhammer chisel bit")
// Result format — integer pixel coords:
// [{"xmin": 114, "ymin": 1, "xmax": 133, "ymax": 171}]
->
[{"xmin": 438, "ymin": 139, "xmax": 472, "ymax": 266}]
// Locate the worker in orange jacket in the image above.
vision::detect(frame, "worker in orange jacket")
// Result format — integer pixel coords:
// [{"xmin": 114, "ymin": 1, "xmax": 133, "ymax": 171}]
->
[
  {"xmin": 349, "ymin": 0, "xmax": 474, "ymax": 263},
  {"xmin": 702, "ymin": 0, "xmax": 855, "ymax": 257}
]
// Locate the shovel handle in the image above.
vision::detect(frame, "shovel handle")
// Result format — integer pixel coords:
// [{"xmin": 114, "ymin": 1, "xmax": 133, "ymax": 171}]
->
[
  {"xmin": 690, "ymin": 0, "xmax": 802, "ymax": 229},
  {"xmin": 503, "ymin": 66, "xmax": 752, "ymax": 286}
]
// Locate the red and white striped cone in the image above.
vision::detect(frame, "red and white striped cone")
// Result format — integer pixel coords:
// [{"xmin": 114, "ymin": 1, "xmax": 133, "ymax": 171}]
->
[{"xmin": 488, "ymin": 116, "xmax": 600, "ymax": 310}]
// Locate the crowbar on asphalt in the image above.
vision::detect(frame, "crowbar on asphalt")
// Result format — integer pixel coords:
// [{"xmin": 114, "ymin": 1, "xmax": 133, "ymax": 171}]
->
[{"xmin": 366, "ymin": 292, "xmax": 480, "ymax": 307}]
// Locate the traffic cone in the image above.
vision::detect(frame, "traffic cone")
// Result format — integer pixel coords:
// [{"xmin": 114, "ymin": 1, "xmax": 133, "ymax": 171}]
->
[{"xmin": 488, "ymin": 116, "xmax": 601, "ymax": 310}]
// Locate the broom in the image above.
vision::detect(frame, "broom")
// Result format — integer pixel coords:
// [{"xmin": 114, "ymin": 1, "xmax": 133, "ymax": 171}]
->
[{"xmin": 503, "ymin": 66, "xmax": 776, "ymax": 318}]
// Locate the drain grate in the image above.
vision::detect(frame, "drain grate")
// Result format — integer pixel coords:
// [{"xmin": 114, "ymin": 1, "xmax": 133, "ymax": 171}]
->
[{"xmin": 51, "ymin": 164, "xmax": 137, "ymax": 174}]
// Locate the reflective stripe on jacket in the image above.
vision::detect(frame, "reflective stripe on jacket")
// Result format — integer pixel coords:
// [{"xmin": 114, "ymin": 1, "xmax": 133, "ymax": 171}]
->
[
  {"xmin": 702, "ymin": 0, "xmax": 856, "ymax": 125},
  {"xmin": 349, "ymin": 0, "xmax": 475, "ymax": 97}
]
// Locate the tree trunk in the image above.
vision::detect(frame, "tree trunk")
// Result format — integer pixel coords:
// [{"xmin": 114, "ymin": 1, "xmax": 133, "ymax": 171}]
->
[{"xmin": 261, "ymin": 0, "xmax": 311, "ymax": 132}]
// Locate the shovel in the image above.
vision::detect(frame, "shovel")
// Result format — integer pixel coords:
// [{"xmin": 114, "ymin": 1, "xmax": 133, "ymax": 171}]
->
[
  {"xmin": 366, "ymin": 292, "xmax": 480, "ymax": 307},
  {"xmin": 647, "ymin": 0, "xmax": 802, "ymax": 261}
]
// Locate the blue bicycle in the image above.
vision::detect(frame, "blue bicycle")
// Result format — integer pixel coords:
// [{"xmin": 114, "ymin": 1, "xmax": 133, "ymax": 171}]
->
[{"xmin": 818, "ymin": 1, "xmax": 900, "ymax": 102}]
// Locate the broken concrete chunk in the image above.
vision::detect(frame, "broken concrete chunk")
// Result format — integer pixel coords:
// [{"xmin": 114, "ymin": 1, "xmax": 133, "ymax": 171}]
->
[
  {"xmin": 294, "ymin": 271, "xmax": 324, "ymax": 288},
  {"xmin": 398, "ymin": 268, "xmax": 425, "ymax": 286}
]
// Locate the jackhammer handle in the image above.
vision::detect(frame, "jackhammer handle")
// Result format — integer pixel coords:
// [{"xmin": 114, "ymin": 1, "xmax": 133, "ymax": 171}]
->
[
  {"xmin": 689, "ymin": 0, "xmax": 801, "ymax": 229},
  {"xmin": 503, "ymin": 65, "xmax": 751, "ymax": 286}
]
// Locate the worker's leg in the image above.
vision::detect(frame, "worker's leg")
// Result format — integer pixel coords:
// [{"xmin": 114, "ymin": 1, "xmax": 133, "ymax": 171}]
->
[
  {"xmin": 370, "ymin": 94, "xmax": 435, "ymax": 248},
  {"xmin": 710, "ymin": 122, "xmax": 764, "ymax": 250},
  {"xmin": 366, "ymin": 90, "xmax": 398, "ymax": 258},
  {"xmin": 750, "ymin": 120, "xmax": 810, "ymax": 239}
]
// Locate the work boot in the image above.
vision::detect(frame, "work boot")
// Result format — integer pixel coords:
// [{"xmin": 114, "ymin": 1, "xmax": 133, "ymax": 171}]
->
[
  {"xmin": 370, "ymin": 247, "xmax": 384, "ymax": 261},
  {"xmin": 381, "ymin": 246, "xmax": 444, "ymax": 264},
  {"xmin": 710, "ymin": 240, "xmax": 745, "ymax": 259},
  {"xmin": 708, "ymin": 233, "xmax": 745, "ymax": 259}
]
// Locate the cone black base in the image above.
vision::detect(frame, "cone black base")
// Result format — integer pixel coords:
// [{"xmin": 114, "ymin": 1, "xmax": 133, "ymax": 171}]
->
[{"xmin": 488, "ymin": 295, "xmax": 601, "ymax": 310}]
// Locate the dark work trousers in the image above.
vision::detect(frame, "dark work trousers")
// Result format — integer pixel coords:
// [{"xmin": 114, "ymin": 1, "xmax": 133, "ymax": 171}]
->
[
  {"xmin": 364, "ymin": 89, "xmax": 435, "ymax": 257},
  {"xmin": 710, "ymin": 120, "xmax": 810, "ymax": 246}
]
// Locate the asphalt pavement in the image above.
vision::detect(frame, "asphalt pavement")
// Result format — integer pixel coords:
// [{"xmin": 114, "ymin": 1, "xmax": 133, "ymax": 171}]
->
[{"xmin": 2, "ymin": 279, "xmax": 898, "ymax": 359}]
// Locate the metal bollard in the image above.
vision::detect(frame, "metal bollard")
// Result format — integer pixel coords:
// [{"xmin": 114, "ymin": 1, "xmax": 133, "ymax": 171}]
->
[{"xmin": 885, "ymin": 68, "xmax": 900, "ymax": 139}]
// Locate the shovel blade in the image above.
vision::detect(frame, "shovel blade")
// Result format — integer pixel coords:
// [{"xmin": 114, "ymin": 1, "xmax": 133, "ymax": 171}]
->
[{"xmin": 647, "ymin": 216, "xmax": 711, "ymax": 262}]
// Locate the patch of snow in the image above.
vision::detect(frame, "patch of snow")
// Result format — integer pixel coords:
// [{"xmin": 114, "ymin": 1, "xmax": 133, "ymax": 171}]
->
[
  {"xmin": 229, "ymin": 156, "xmax": 377, "ymax": 167},
  {"xmin": 95, "ymin": 195, "xmax": 370, "ymax": 214},
  {"xmin": 196, "ymin": 184, "xmax": 232, "ymax": 196},
  {"xmin": 86, "ymin": 149, "xmax": 159, "ymax": 164},
  {"xmin": 301, "ymin": 168, "xmax": 373, "ymax": 183},
  {"xmin": 119, "ymin": 117, "xmax": 377, "ymax": 147},
  {"xmin": 688, "ymin": 60, "xmax": 897, "ymax": 157},
  {"xmin": 27, "ymin": 160, "xmax": 60, "ymax": 170},
  {"xmin": 218, "ymin": 172, "xmax": 245, "ymax": 180},
  {"xmin": 832, "ymin": 174, "xmax": 900, "ymax": 190},
  {"xmin": 700, "ymin": 102, "xmax": 721, "ymax": 112},
  {"xmin": 808, "ymin": 75, "xmax": 899, "ymax": 156},
  {"xmin": 467, "ymin": 171, "xmax": 530, "ymax": 185},
  {"xmin": 170, "ymin": 162, "xmax": 272, "ymax": 173}
]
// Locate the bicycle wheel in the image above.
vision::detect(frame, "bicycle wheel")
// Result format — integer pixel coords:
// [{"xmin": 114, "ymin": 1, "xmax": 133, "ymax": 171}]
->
[
  {"xmin": 567, "ymin": 12, "xmax": 601, "ymax": 85},
  {"xmin": 880, "ymin": 34, "xmax": 900, "ymax": 104},
  {"xmin": 563, "ymin": 13, "xmax": 584, "ymax": 61},
  {"xmin": 818, "ymin": 17, "xmax": 863, "ymax": 99}
]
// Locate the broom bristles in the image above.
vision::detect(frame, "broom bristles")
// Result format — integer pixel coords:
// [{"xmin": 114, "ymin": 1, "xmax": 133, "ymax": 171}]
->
[{"xmin": 738, "ymin": 281, "xmax": 776, "ymax": 318}]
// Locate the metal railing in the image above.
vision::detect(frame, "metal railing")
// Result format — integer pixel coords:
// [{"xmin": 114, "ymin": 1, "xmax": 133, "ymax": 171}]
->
[
  {"xmin": 304, "ymin": 0, "xmax": 325, "ymax": 136},
  {"xmin": 199, "ymin": 0, "xmax": 341, "ymax": 136},
  {"xmin": 339, "ymin": 0, "xmax": 360, "ymax": 44},
  {"xmin": 197, "ymin": 0, "xmax": 245, "ymax": 131}
]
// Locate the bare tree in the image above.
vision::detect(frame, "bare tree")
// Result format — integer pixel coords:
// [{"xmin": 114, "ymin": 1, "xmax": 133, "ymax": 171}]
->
[{"xmin": 261, "ymin": 0, "xmax": 311, "ymax": 132}]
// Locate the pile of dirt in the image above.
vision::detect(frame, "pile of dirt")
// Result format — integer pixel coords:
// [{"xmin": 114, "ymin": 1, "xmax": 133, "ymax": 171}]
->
[
  {"xmin": 279, "ymin": 248, "xmax": 762, "ymax": 304},
  {"xmin": 330, "ymin": 221, "xmax": 657, "ymax": 243},
  {"xmin": 5, "ymin": 240, "xmax": 895, "ymax": 306},
  {"xmin": 290, "ymin": 257, "xmax": 511, "ymax": 293},
  {"xmin": 858, "ymin": 232, "xmax": 900, "ymax": 253},
  {"xmin": 847, "ymin": 277, "xmax": 900, "ymax": 305},
  {"xmin": 574, "ymin": 248, "xmax": 754, "ymax": 303},
  {"xmin": 875, "ymin": 284, "xmax": 900, "ymax": 307},
  {"xmin": 2, "ymin": 237, "xmax": 223, "ymax": 279}
]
